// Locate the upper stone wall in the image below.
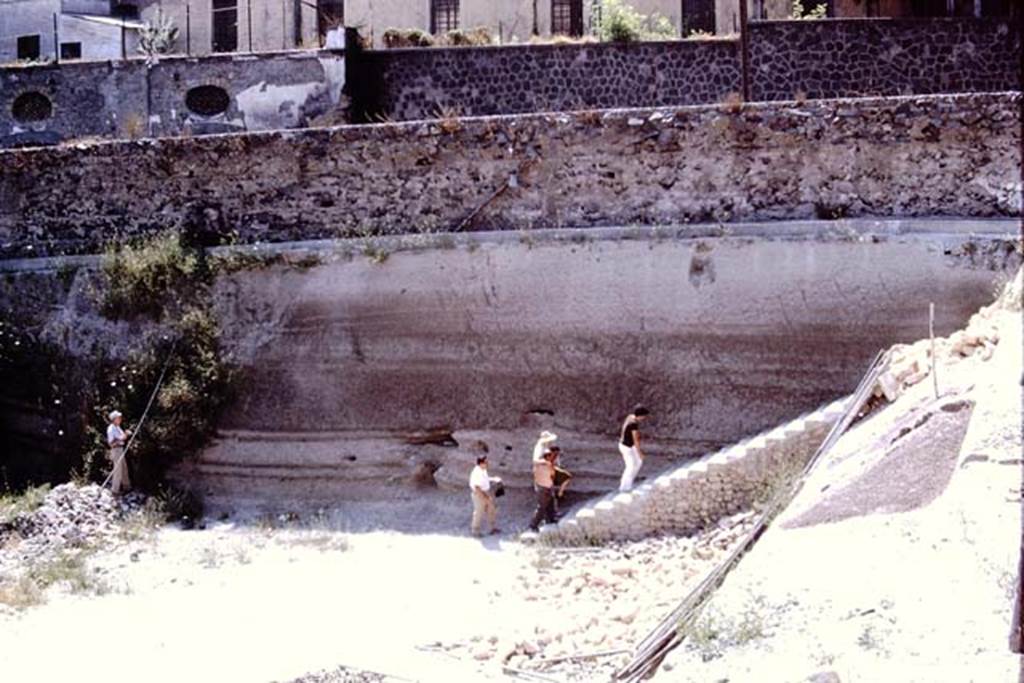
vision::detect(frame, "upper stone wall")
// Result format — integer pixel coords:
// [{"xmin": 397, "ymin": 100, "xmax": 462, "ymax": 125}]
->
[
  {"xmin": 0, "ymin": 92, "xmax": 1018, "ymax": 259},
  {"xmin": 352, "ymin": 18, "xmax": 1021, "ymax": 122},
  {"xmin": 349, "ymin": 39, "xmax": 741, "ymax": 122},
  {"xmin": 0, "ymin": 50, "xmax": 345, "ymax": 148},
  {"xmin": 749, "ymin": 18, "xmax": 1022, "ymax": 102}
]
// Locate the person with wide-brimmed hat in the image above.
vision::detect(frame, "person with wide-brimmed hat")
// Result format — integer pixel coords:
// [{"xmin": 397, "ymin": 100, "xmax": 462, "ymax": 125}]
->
[{"xmin": 106, "ymin": 410, "xmax": 132, "ymax": 494}]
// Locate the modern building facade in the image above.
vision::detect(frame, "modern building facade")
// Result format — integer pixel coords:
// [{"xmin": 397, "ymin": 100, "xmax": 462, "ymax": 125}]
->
[{"xmin": 1, "ymin": 0, "xmax": 142, "ymax": 63}]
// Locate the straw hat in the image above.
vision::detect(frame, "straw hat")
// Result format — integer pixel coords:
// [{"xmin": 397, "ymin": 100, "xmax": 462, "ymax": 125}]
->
[{"xmin": 538, "ymin": 430, "xmax": 557, "ymax": 442}]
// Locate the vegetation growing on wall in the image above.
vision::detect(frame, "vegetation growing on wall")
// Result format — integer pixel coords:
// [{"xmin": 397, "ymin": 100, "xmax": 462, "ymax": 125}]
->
[
  {"xmin": 81, "ymin": 233, "xmax": 233, "ymax": 489},
  {"xmin": 382, "ymin": 27, "xmax": 494, "ymax": 48},
  {"xmin": 0, "ymin": 232, "xmax": 233, "ymax": 495}
]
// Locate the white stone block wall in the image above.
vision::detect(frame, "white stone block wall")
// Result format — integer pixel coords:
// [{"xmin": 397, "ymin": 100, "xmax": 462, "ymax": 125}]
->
[{"xmin": 536, "ymin": 397, "xmax": 850, "ymax": 545}]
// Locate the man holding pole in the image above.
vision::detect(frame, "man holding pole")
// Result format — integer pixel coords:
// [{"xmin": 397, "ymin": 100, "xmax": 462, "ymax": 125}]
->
[{"xmin": 106, "ymin": 410, "xmax": 132, "ymax": 495}]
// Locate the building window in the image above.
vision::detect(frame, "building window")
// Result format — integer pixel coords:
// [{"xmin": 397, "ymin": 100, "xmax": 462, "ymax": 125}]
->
[
  {"xmin": 551, "ymin": 0, "xmax": 583, "ymax": 36},
  {"xmin": 17, "ymin": 35, "xmax": 41, "ymax": 61},
  {"xmin": 59, "ymin": 42, "xmax": 82, "ymax": 60},
  {"xmin": 430, "ymin": 0, "xmax": 459, "ymax": 34},
  {"xmin": 909, "ymin": 0, "xmax": 949, "ymax": 15},
  {"xmin": 212, "ymin": 0, "xmax": 239, "ymax": 53},
  {"xmin": 980, "ymin": 0, "xmax": 1013, "ymax": 15},
  {"xmin": 111, "ymin": 3, "xmax": 140, "ymax": 19},
  {"xmin": 317, "ymin": 0, "xmax": 344, "ymax": 43},
  {"xmin": 682, "ymin": 0, "xmax": 716, "ymax": 32}
]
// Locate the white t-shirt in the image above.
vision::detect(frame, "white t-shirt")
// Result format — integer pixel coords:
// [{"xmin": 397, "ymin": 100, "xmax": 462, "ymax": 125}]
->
[
  {"xmin": 107, "ymin": 424, "xmax": 126, "ymax": 447},
  {"xmin": 469, "ymin": 465, "xmax": 490, "ymax": 492}
]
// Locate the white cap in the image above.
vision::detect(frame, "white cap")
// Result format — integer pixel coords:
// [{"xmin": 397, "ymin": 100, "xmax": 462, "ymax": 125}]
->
[{"xmin": 108, "ymin": 410, "xmax": 122, "ymax": 421}]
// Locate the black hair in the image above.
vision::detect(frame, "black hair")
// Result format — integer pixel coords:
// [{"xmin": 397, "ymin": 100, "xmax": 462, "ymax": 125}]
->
[
  {"xmin": 476, "ymin": 455, "xmax": 488, "ymax": 465},
  {"xmin": 633, "ymin": 404, "xmax": 650, "ymax": 417}
]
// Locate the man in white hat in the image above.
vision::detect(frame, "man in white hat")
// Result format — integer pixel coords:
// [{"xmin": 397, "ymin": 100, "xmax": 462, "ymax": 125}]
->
[{"xmin": 106, "ymin": 410, "xmax": 132, "ymax": 494}]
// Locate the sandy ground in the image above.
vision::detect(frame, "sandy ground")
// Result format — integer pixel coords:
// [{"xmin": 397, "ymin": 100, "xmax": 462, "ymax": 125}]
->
[
  {"xmin": 660, "ymin": 302, "xmax": 1022, "ymax": 682},
  {"xmin": 0, "ymin": 492, "xmax": 756, "ymax": 683},
  {"xmin": 3, "ymin": 275, "xmax": 1020, "ymax": 683}
]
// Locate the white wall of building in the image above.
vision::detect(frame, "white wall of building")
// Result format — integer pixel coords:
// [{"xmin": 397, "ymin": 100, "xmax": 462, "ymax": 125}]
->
[{"xmin": 1, "ymin": 0, "xmax": 139, "ymax": 63}]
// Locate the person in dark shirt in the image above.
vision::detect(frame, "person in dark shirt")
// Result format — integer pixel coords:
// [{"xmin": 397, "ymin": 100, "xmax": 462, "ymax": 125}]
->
[{"xmin": 618, "ymin": 404, "xmax": 650, "ymax": 491}]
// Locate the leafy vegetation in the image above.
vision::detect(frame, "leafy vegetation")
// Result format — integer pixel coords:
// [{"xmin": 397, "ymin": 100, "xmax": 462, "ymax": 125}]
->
[
  {"xmin": 0, "ymin": 484, "xmax": 51, "ymax": 525},
  {"xmin": 682, "ymin": 602, "xmax": 766, "ymax": 661},
  {"xmin": 790, "ymin": 0, "xmax": 828, "ymax": 19},
  {"xmin": 598, "ymin": 0, "xmax": 676, "ymax": 43},
  {"xmin": 100, "ymin": 232, "xmax": 200, "ymax": 320}
]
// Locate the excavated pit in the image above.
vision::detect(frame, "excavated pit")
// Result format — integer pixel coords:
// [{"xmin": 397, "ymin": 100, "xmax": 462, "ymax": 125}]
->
[
  {"xmin": 0, "ymin": 219, "xmax": 1019, "ymax": 529},
  {"xmin": 163, "ymin": 220, "xmax": 1020, "ymax": 521}
]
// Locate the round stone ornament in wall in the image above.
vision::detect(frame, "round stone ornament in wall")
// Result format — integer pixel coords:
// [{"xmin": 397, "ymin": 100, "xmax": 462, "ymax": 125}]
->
[
  {"xmin": 11, "ymin": 91, "xmax": 53, "ymax": 123},
  {"xmin": 185, "ymin": 85, "xmax": 231, "ymax": 116}
]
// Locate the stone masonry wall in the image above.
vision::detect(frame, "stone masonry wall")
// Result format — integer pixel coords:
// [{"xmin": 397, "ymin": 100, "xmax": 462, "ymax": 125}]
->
[
  {"xmin": 749, "ymin": 18, "xmax": 1022, "ymax": 102},
  {"xmin": 0, "ymin": 92, "xmax": 1018, "ymax": 259},
  {"xmin": 353, "ymin": 18, "xmax": 1021, "ymax": 122},
  {"xmin": 0, "ymin": 50, "xmax": 345, "ymax": 148},
  {"xmin": 537, "ymin": 399, "xmax": 848, "ymax": 545},
  {"xmin": 349, "ymin": 39, "xmax": 741, "ymax": 122}
]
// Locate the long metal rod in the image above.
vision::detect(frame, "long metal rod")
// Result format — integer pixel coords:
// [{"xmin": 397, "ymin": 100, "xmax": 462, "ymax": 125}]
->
[{"xmin": 617, "ymin": 350, "xmax": 889, "ymax": 681}]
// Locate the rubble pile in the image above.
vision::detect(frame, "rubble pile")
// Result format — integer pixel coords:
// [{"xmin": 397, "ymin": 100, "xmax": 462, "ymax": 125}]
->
[
  {"xmin": 439, "ymin": 512, "xmax": 757, "ymax": 681},
  {"xmin": 875, "ymin": 269, "xmax": 1020, "ymax": 403},
  {"xmin": 0, "ymin": 484, "xmax": 142, "ymax": 576}
]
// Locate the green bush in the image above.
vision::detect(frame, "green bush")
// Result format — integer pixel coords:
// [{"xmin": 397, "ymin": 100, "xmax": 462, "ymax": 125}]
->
[
  {"xmin": 83, "ymin": 233, "xmax": 232, "ymax": 489},
  {"xmin": 599, "ymin": 0, "xmax": 676, "ymax": 43},
  {"xmin": 790, "ymin": 0, "xmax": 828, "ymax": 19},
  {"xmin": 0, "ymin": 484, "xmax": 51, "ymax": 524},
  {"xmin": 100, "ymin": 232, "xmax": 200, "ymax": 319}
]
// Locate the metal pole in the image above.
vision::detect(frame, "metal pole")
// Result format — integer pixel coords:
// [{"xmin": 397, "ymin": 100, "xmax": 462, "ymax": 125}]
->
[
  {"xmin": 247, "ymin": 0, "xmax": 254, "ymax": 52},
  {"xmin": 929, "ymin": 303, "xmax": 939, "ymax": 399},
  {"xmin": 737, "ymin": 0, "xmax": 751, "ymax": 102},
  {"xmin": 121, "ymin": 21, "xmax": 127, "ymax": 61},
  {"xmin": 186, "ymin": 4, "xmax": 191, "ymax": 55},
  {"xmin": 53, "ymin": 13, "xmax": 59, "ymax": 63},
  {"xmin": 282, "ymin": 0, "xmax": 287, "ymax": 49}
]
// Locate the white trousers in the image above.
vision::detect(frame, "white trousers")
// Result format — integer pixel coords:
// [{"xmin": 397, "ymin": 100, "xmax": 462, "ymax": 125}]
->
[{"xmin": 618, "ymin": 443, "xmax": 642, "ymax": 491}]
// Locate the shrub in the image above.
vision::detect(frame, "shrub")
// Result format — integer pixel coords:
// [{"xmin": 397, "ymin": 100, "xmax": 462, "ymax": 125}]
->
[
  {"xmin": 790, "ymin": 0, "xmax": 828, "ymax": 19},
  {"xmin": 100, "ymin": 232, "xmax": 200, "ymax": 319},
  {"xmin": 137, "ymin": 9, "xmax": 179, "ymax": 59},
  {"xmin": 0, "ymin": 484, "xmax": 51, "ymax": 524},
  {"xmin": 599, "ymin": 0, "xmax": 676, "ymax": 43},
  {"xmin": 87, "ymin": 234, "xmax": 232, "ymax": 489},
  {"xmin": 382, "ymin": 28, "xmax": 435, "ymax": 48},
  {"xmin": 442, "ymin": 27, "xmax": 493, "ymax": 46}
]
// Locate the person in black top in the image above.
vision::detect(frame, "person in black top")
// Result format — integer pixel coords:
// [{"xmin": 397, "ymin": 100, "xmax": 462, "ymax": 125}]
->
[{"xmin": 618, "ymin": 404, "xmax": 649, "ymax": 491}]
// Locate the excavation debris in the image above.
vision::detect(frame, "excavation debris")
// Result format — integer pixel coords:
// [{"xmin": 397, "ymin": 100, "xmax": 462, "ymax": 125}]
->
[
  {"xmin": 280, "ymin": 664, "xmax": 386, "ymax": 683},
  {"xmin": 0, "ymin": 484, "xmax": 144, "ymax": 581}
]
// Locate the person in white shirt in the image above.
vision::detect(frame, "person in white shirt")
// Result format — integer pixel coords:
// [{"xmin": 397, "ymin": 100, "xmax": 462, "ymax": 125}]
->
[
  {"xmin": 469, "ymin": 455, "xmax": 500, "ymax": 537},
  {"xmin": 106, "ymin": 410, "xmax": 132, "ymax": 494}
]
